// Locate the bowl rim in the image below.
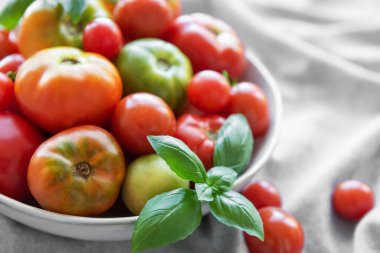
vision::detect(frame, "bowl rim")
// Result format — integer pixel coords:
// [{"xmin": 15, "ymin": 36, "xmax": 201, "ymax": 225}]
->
[{"xmin": 0, "ymin": 51, "xmax": 282, "ymax": 225}]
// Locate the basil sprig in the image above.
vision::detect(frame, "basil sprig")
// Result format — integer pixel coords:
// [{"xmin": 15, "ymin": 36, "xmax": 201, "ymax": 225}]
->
[
  {"xmin": 58, "ymin": 0, "xmax": 88, "ymax": 24},
  {"xmin": 0, "ymin": 0, "xmax": 88, "ymax": 30},
  {"xmin": 0, "ymin": 0, "xmax": 34, "ymax": 30},
  {"xmin": 132, "ymin": 114, "xmax": 262, "ymax": 253},
  {"xmin": 214, "ymin": 114, "xmax": 254, "ymax": 174}
]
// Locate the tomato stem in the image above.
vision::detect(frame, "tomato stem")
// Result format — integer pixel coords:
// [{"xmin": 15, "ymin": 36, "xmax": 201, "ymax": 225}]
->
[
  {"xmin": 74, "ymin": 161, "xmax": 94, "ymax": 179},
  {"xmin": 157, "ymin": 58, "xmax": 171, "ymax": 71}
]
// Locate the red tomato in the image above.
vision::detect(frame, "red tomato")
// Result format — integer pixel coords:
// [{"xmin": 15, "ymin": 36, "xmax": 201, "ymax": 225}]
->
[
  {"xmin": 187, "ymin": 70, "xmax": 230, "ymax": 113},
  {"xmin": 112, "ymin": 93, "xmax": 176, "ymax": 155},
  {"xmin": 332, "ymin": 180, "xmax": 374, "ymax": 221},
  {"xmin": 245, "ymin": 207, "xmax": 304, "ymax": 253},
  {"xmin": 166, "ymin": 13, "xmax": 246, "ymax": 78},
  {"xmin": 0, "ymin": 112, "xmax": 44, "ymax": 201},
  {"xmin": 242, "ymin": 181, "xmax": 282, "ymax": 209},
  {"xmin": 0, "ymin": 73, "xmax": 14, "ymax": 111},
  {"xmin": 0, "ymin": 29, "xmax": 18, "ymax": 60},
  {"xmin": 175, "ymin": 114, "xmax": 225, "ymax": 169},
  {"xmin": 225, "ymin": 82, "xmax": 269, "ymax": 137},
  {"xmin": 114, "ymin": 0, "xmax": 181, "ymax": 39},
  {"xmin": 0, "ymin": 54, "xmax": 25, "ymax": 75},
  {"xmin": 83, "ymin": 18, "xmax": 123, "ymax": 59}
]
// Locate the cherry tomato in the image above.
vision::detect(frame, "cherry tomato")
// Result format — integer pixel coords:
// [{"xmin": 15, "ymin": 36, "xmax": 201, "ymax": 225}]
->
[
  {"xmin": 166, "ymin": 13, "xmax": 246, "ymax": 78},
  {"xmin": 332, "ymin": 180, "xmax": 374, "ymax": 221},
  {"xmin": 0, "ymin": 29, "xmax": 18, "ymax": 60},
  {"xmin": 244, "ymin": 207, "xmax": 304, "ymax": 253},
  {"xmin": 112, "ymin": 93, "xmax": 176, "ymax": 156},
  {"xmin": 225, "ymin": 82, "xmax": 269, "ymax": 137},
  {"xmin": 242, "ymin": 181, "xmax": 282, "ymax": 209},
  {"xmin": 187, "ymin": 70, "xmax": 230, "ymax": 113},
  {"xmin": 175, "ymin": 114, "xmax": 225, "ymax": 169},
  {"xmin": 15, "ymin": 47, "xmax": 122, "ymax": 133},
  {"xmin": 28, "ymin": 125, "xmax": 126, "ymax": 216},
  {"xmin": 0, "ymin": 54, "xmax": 25, "ymax": 76},
  {"xmin": 83, "ymin": 18, "xmax": 123, "ymax": 59},
  {"xmin": 0, "ymin": 112, "xmax": 44, "ymax": 201},
  {"xmin": 0, "ymin": 73, "xmax": 15, "ymax": 111},
  {"xmin": 114, "ymin": 0, "xmax": 181, "ymax": 39}
]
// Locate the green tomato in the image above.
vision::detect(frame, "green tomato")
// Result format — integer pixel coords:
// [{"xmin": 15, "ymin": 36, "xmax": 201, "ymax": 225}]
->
[
  {"xmin": 122, "ymin": 154, "xmax": 189, "ymax": 215},
  {"xmin": 115, "ymin": 39, "xmax": 193, "ymax": 111}
]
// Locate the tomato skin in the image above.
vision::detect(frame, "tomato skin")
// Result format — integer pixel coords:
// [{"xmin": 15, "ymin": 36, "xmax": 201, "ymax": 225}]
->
[
  {"xmin": 114, "ymin": 0, "xmax": 180, "ymax": 39},
  {"xmin": 83, "ymin": 18, "xmax": 123, "ymax": 59},
  {"xmin": 112, "ymin": 93, "xmax": 176, "ymax": 156},
  {"xmin": 0, "ymin": 54, "xmax": 25, "ymax": 75},
  {"xmin": 225, "ymin": 82, "xmax": 269, "ymax": 137},
  {"xmin": 0, "ymin": 29, "xmax": 18, "ymax": 60},
  {"xmin": 15, "ymin": 47, "xmax": 122, "ymax": 133},
  {"xmin": 0, "ymin": 73, "xmax": 15, "ymax": 111},
  {"xmin": 166, "ymin": 13, "xmax": 246, "ymax": 78},
  {"xmin": 28, "ymin": 125, "xmax": 126, "ymax": 216},
  {"xmin": 0, "ymin": 112, "xmax": 44, "ymax": 201},
  {"xmin": 188, "ymin": 70, "xmax": 230, "ymax": 113},
  {"xmin": 175, "ymin": 114, "xmax": 225, "ymax": 169},
  {"xmin": 242, "ymin": 181, "xmax": 282, "ymax": 209},
  {"xmin": 244, "ymin": 207, "xmax": 304, "ymax": 253},
  {"xmin": 332, "ymin": 180, "xmax": 374, "ymax": 221}
]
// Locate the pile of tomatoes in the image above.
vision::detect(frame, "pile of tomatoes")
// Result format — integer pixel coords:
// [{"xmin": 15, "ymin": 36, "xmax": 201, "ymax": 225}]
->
[{"xmin": 0, "ymin": 0, "xmax": 270, "ymax": 218}]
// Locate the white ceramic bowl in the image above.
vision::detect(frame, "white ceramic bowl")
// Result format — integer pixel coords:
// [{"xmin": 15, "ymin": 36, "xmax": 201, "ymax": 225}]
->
[{"xmin": 0, "ymin": 52, "xmax": 282, "ymax": 241}]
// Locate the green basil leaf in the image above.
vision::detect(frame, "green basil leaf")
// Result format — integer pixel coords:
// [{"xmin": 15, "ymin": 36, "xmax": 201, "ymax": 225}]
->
[
  {"xmin": 59, "ymin": 0, "xmax": 87, "ymax": 24},
  {"xmin": 148, "ymin": 135, "xmax": 207, "ymax": 183},
  {"xmin": 132, "ymin": 188, "xmax": 202, "ymax": 253},
  {"xmin": 0, "ymin": 0, "xmax": 34, "ymax": 30},
  {"xmin": 209, "ymin": 191, "xmax": 264, "ymax": 240},
  {"xmin": 195, "ymin": 183, "xmax": 214, "ymax": 202},
  {"xmin": 214, "ymin": 114, "xmax": 254, "ymax": 174},
  {"xmin": 206, "ymin": 166, "xmax": 238, "ymax": 191}
]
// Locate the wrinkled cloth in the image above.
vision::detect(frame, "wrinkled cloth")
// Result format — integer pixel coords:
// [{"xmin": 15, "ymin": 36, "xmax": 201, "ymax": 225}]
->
[{"xmin": 1, "ymin": 0, "xmax": 380, "ymax": 252}]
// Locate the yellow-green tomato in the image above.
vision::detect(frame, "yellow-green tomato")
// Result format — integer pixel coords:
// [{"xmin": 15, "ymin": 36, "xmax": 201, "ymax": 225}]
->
[{"xmin": 122, "ymin": 154, "xmax": 189, "ymax": 215}]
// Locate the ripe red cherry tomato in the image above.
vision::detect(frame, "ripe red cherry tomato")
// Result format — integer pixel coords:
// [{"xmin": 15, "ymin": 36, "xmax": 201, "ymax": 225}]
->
[
  {"xmin": 0, "ymin": 112, "xmax": 44, "ymax": 201},
  {"xmin": 83, "ymin": 18, "xmax": 123, "ymax": 59},
  {"xmin": 0, "ymin": 54, "xmax": 25, "ymax": 75},
  {"xmin": 225, "ymin": 82, "xmax": 269, "ymax": 137},
  {"xmin": 244, "ymin": 207, "xmax": 304, "ymax": 253},
  {"xmin": 166, "ymin": 13, "xmax": 246, "ymax": 78},
  {"xmin": 175, "ymin": 114, "xmax": 225, "ymax": 169},
  {"xmin": 332, "ymin": 180, "xmax": 374, "ymax": 221},
  {"xmin": 112, "ymin": 93, "xmax": 176, "ymax": 155},
  {"xmin": 187, "ymin": 70, "xmax": 230, "ymax": 113},
  {"xmin": 0, "ymin": 29, "xmax": 18, "ymax": 60},
  {"xmin": 114, "ymin": 0, "xmax": 180, "ymax": 39},
  {"xmin": 0, "ymin": 73, "xmax": 15, "ymax": 111},
  {"xmin": 242, "ymin": 180, "xmax": 282, "ymax": 209}
]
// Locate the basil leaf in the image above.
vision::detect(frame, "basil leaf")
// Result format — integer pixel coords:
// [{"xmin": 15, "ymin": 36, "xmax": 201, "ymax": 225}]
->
[
  {"xmin": 214, "ymin": 114, "xmax": 254, "ymax": 174},
  {"xmin": 206, "ymin": 166, "xmax": 238, "ymax": 191},
  {"xmin": 0, "ymin": 0, "xmax": 34, "ymax": 30},
  {"xmin": 132, "ymin": 188, "xmax": 202, "ymax": 253},
  {"xmin": 59, "ymin": 0, "xmax": 87, "ymax": 24},
  {"xmin": 148, "ymin": 135, "xmax": 207, "ymax": 183},
  {"xmin": 195, "ymin": 183, "xmax": 214, "ymax": 202},
  {"xmin": 209, "ymin": 191, "xmax": 264, "ymax": 240}
]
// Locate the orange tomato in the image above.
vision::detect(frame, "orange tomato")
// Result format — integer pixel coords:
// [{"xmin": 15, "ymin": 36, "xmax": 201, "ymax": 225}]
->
[
  {"xmin": 15, "ymin": 47, "xmax": 122, "ymax": 133},
  {"xmin": 28, "ymin": 125, "xmax": 126, "ymax": 216},
  {"xmin": 18, "ymin": 0, "xmax": 110, "ymax": 57}
]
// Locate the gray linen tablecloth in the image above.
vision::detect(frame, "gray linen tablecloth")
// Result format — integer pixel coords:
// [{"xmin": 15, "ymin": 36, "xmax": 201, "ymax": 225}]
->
[{"xmin": 1, "ymin": 0, "xmax": 380, "ymax": 252}]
